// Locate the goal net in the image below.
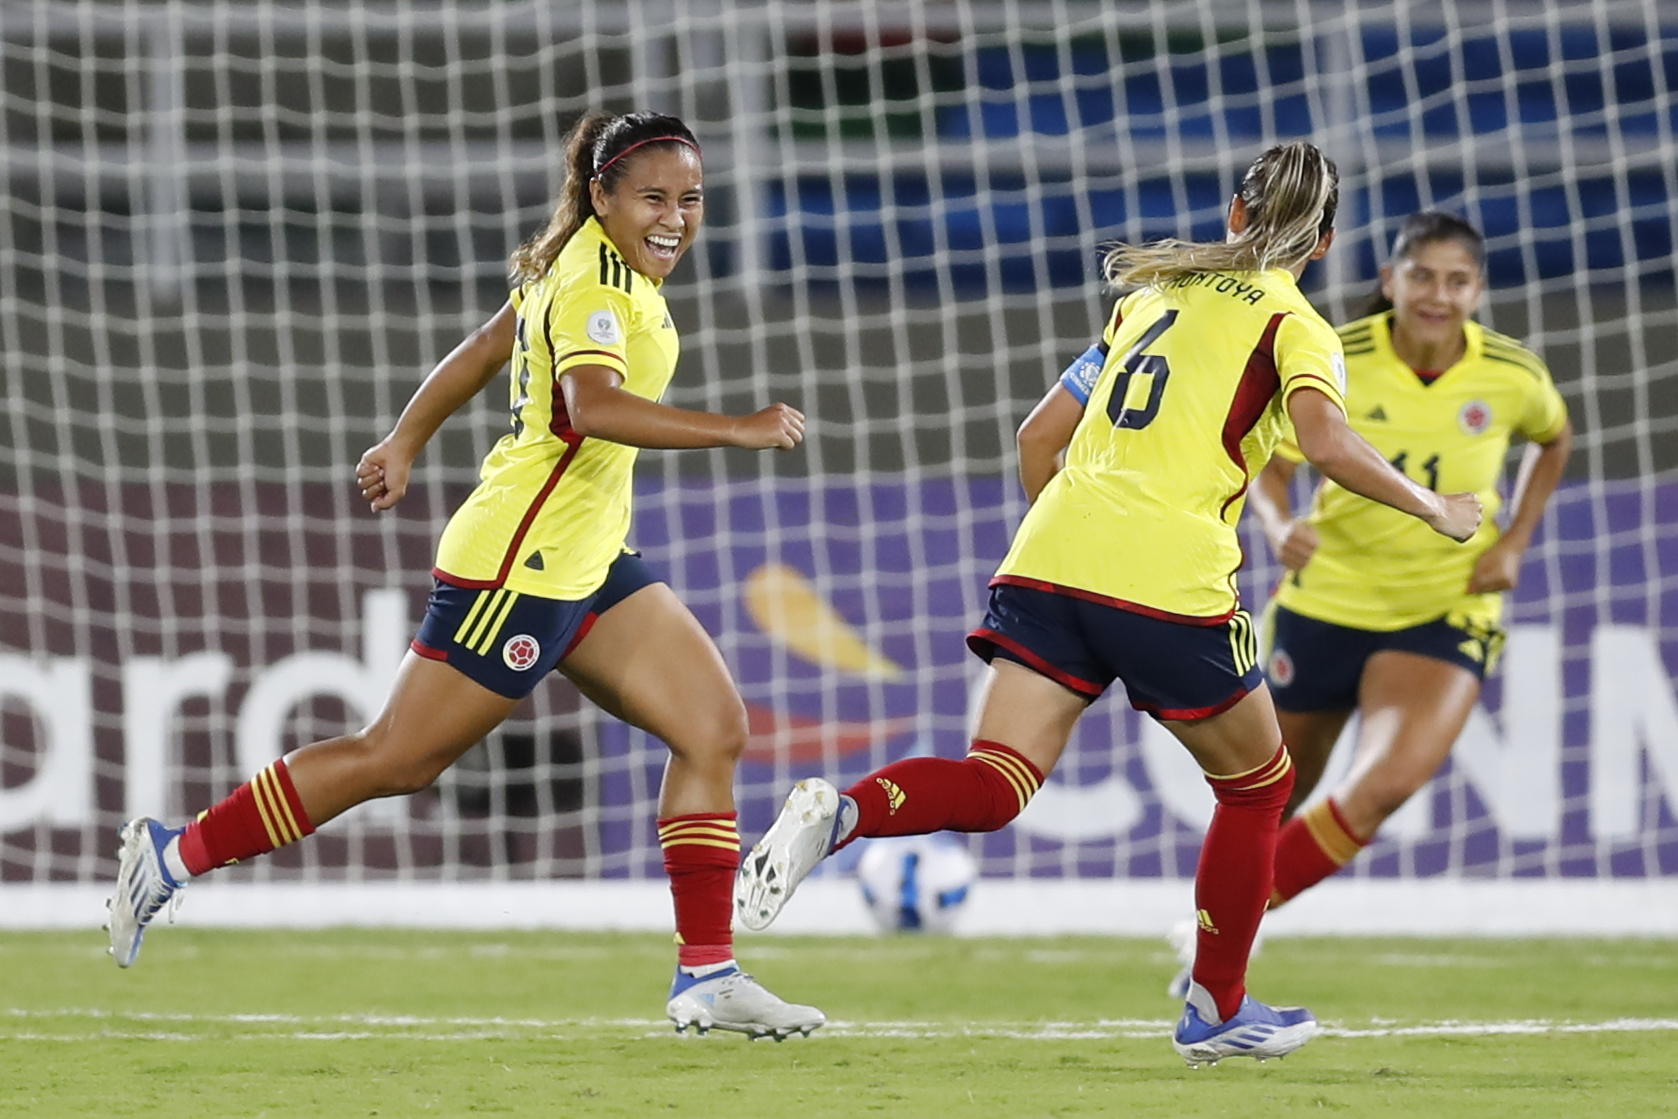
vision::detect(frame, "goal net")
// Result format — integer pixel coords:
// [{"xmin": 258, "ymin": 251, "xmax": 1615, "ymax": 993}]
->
[{"xmin": 2, "ymin": 0, "xmax": 1674, "ymax": 930}]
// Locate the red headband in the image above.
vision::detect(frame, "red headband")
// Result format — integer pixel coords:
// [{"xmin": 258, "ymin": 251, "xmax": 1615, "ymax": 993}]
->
[{"xmin": 593, "ymin": 136, "xmax": 702, "ymax": 179}]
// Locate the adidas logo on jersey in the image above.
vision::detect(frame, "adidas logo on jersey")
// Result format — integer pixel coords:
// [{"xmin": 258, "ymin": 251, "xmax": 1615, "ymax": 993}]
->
[
  {"xmin": 523, "ymin": 551, "xmax": 545, "ymax": 571},
  {"xmin": 1365, "ymin": 404, "xmax": 1388, "ymax": 421}
]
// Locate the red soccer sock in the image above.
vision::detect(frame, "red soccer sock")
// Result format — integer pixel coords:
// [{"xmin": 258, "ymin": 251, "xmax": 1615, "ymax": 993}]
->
[
  {"xmin": 659, "ymin": 812, "xmax": 738, "ymax": 969},
  {"xmin": 839, "ymin": 740, "xmax": 1043, "ymax": 849},
  {"xmin": 1270, "ymin": 798, "xmax": 1369, "ymax": 908},
  {"xmin": 1191, "ymin": 745, "xmax": 1295, "ymax": 1021},
  {"xmin": 177, "ymin": 757, "xmax": 316, "ymax": 876}
]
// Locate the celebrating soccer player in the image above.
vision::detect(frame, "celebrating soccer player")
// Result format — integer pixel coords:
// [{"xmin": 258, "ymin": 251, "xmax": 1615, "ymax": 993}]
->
[
  {"xmin": 107, "ymin": 111, "xmax": 824, "ymax": 1040},
  {"xmin": 736, "ymin": 143, "xmax": 1482, "ymax": 1065},
  {"xmin": 1249, "ymin": 212, "xmax": 1572, "ymax": 906}
]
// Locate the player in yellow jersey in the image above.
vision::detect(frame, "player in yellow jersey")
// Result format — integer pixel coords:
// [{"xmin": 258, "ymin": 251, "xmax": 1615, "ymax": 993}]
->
[
  {"xmin": 1246, "ymin": 211, "xmax": 1572, "ymax": 907},
  {"xmin": 107, "ymin": 111, "xmax": 824, "ymax": 1039},
  {"xmin": 738, "ymin": 143, "xmax": 1481, "ymax": 1065}
]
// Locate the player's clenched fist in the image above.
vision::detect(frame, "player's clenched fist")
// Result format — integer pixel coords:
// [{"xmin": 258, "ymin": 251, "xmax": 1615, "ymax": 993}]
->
[
  {"xmin": 356, "ymin": 439, "xmax": 414, "ymax": 512},
  {"xmin": 1273, "ymin": 519, "xmax": 1319, "ymax": 573},
  {"xmin": 732, "ymin": 403, "xmax": 806, "ymax": 450},
  {"xmin": 1426, "ymin": 492, "xmax": 1483, "ymax": 543}
]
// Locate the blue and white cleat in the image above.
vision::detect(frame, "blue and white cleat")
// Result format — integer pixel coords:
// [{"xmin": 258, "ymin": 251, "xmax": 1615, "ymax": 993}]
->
[
  {"xmin": 1172, "ymin": 982, "xmax": 1317, "ymax": 1067},
  {"xmin": 105, "ymin": 817, "xmax": 186, "ymax": 968},
  {"xmin": 734, "ymin": 778, "xmax": 843, "ymax": 932},
  {"xmin": 666, "ymin": 966, "xmax": 826, "ymax": 1040}
]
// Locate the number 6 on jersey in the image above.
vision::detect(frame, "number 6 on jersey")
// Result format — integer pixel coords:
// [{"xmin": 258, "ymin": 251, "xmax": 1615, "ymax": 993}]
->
[{"xmin": 1106, "ymin": 310, "xmax": 1178, "ymax": 430}]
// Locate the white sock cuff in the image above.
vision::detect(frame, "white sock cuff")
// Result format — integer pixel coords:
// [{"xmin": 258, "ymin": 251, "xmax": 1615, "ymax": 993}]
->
[
  {"xmin": 1186, "ymin": 980, "xmax": 1222, "ymax": 1025},
  {"xmin": 161, "ymin": 835, "xmax": 193, "ymax": 883}
]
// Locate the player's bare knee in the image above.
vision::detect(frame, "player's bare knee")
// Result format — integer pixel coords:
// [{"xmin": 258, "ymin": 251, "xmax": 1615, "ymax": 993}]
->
[
  {"xmin": 338, "ymin": 726, "xmax": 449, "ymax": 797},
  {"xmin": 381, "ymin": 755, "xmax": 450, "ymax": 796},
  {"xmin": 668, "ymin": 700, "xmax": 749, "ymax": 768}
]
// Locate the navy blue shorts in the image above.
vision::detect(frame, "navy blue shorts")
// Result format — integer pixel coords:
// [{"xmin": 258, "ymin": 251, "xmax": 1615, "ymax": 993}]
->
[
  {"xmin": 412, "ymin": 552, "xmax": 661, "ymax": 699},
  {"xmin": 966, "ymin": 582, "xmax": 1264, "ymax": 721},
  {"xmin": 1264, "ymin": 602, "xmax": 1503, "ymax": 712}
]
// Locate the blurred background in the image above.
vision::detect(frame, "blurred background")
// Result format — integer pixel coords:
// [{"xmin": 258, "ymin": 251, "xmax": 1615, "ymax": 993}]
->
[{"xmin": 1, "ymin": 0, "xmax": 1673, "ymax": 931}]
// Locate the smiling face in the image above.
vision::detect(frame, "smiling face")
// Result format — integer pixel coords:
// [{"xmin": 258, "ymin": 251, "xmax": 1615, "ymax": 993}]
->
[
  {"xmin": 1381, "ymin": 238, "xmax": 1486, "ymax": 355},
  {"xmin": 589, "ymin": 146, "xmax": 704, "ymax": 281}
]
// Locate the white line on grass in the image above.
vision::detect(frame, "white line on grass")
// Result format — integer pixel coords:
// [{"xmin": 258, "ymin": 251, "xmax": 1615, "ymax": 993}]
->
[{"xmin": 7, "ymin": 1008, "xmax": 1678, "ymax": 1042}]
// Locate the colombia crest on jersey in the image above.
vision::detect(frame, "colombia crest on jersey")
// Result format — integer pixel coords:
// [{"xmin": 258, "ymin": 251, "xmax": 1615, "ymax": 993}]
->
[
  {"xmin": 997, "ymin": 267, "xmax": 1347, "ymax": 621},
  {"xmin": 433, "ymin": 217, "xmax": 679, "ymax": 598}
]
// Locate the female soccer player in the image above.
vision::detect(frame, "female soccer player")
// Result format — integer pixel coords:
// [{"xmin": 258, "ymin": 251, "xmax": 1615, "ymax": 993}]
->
[
  {"xmin": 107, "ymin": 111, "xmax": 824, "ymax": 1040},
  {"xmin": 1247, "ymin": 211, "xmax": 1572, "ymax": 906},
  {"xmin": 735, "ymin": 143, "xmax": 1481, "ymax": 1065}
]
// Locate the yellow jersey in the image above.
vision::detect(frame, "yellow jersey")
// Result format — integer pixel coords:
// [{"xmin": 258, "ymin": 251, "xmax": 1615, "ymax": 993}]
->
[
  {"xmin": 1271, "ymin": 312, "xmax": 1569, "ymax": 631},
  {"xmin": 433, "ymin": 217, "xmax": 679, "ymax": 598},
  {"xmin": 996, "ymin": 268, "xmax": 1348, "ymax": 621}
]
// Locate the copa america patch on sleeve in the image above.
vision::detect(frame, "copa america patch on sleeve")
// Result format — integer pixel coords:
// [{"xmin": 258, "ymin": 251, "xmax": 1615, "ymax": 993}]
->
[{"xmin": 587, "ymin": 308, "xmax": 621, "ymax": 345}]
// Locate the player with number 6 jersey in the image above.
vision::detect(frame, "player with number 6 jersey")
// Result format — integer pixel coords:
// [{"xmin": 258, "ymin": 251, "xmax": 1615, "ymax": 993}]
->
[
  {"xmin": 737, "ymin": 143, "xmax": 1484, "ymax": 1066},
  {"xmin": 996, "ymin": 260, "xmax": 1347, "ymax": 622}
]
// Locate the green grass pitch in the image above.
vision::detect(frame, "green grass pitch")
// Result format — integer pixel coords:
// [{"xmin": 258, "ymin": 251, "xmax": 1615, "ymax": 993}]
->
[{"xmin": 4, "ymin": 929, "xmax": 1675, "ymax": 1117}]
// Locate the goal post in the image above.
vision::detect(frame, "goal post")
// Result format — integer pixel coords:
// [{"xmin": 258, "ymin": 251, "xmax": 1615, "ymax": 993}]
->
[{"xmin": 1, "ymin": 0, "xmax": 1674, "ymax": 932}]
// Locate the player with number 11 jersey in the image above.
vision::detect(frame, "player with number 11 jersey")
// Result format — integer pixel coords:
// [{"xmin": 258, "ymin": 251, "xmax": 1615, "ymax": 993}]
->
[{"xmin": 1268, "ymin": 311, "xmax": 1568, "ymax": 633}]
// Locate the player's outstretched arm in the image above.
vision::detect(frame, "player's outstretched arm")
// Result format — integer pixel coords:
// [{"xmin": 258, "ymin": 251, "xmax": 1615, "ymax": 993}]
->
[
  {"xmin": 1287, "ymin": 387, "xmax": 1482, "ymax": 542},
  {"xmin": 1468, "ymin": 419, "xmax": 1573, "ymax": 592},
  {"xmin": 358, "ymin": 301, "xmax": 519, "ymax": 512},
  {"xmin": 1248, "ymin": 456, "xmax": 1319, "ymax": 571},
  {"xmin": 561, "ymin": 365, "xmax": 804, "ymax": 451},
  {"xmin": 1016, "ymin": 383, "xmax": 1083, "ymax": 502}
]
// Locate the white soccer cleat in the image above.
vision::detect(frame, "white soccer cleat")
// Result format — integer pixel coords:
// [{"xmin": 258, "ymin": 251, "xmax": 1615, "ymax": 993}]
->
[
  {"xmin": 735, "ymin": 778, "xmax": 842, "ymax": 932},
  {"xmin": 105, "ymin": 816, "xmax": 186, "ymax": 968},
  {"xmin": 666, "ymin": 967, "xmax": 826, "ymax": 1040}
]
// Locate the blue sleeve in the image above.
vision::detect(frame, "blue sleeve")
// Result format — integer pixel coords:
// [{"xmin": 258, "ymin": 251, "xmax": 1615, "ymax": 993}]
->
[{"xmin": 1057, "ymin": 342, "xmax": 1108, "ymax": 407}]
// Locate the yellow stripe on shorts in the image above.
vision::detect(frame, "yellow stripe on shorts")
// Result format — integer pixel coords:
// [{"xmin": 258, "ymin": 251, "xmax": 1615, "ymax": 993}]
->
[
  {"xmin": 453, "ymin": 590, "xmax": 493, "ymax": 646},
  {"xmin": 1229, "ymin": 610, "xmax": 1258, "ymax": 676},
  {"xmin": 474, "ymin": 591, "xmax": 521, "ymax": 655},
  {"xmin": 463, "ymin": 589, "xmax": 507, "ymax": 653}
]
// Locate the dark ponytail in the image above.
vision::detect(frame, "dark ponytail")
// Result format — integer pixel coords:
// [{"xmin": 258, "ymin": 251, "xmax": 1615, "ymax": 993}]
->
[
  {"xmin": 509, "ymin": 111, "xmax": 701, "ymax": 284},
  {"xmin": 1359, "ymin": 210, "xmax": 1487, "ymax": 317}
]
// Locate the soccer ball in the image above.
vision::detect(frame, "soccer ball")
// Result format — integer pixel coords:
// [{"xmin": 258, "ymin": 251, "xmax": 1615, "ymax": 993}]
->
[{"xmin": 855, "ymin": 835, "xmax": 978, "ymax": 934}]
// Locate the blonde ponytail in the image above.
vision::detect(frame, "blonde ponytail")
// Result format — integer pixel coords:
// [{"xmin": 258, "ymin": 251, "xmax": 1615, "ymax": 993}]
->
[{"xmin": 1102, "ymin": 142, "xmax": 1339, "ymax": 289}]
